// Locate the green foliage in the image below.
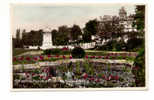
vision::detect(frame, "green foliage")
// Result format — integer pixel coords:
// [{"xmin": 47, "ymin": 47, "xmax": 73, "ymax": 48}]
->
[
  {"xmin": 126, "ymin": 38, "xmax": 144, "ymax": 51},
  {"xmin": 76, "ymin": 61, "xmax": 81, "ymax": 74},
  {"xmin": 83, "ymin": 60, "xmax": 90, "ymax": 73},
  {"xmin": 22, "ymin": 29, "xmax": 43, "ymax": 46},
  {"xmin": 132, "ymin": 47, "xmax": 145, "ymax": 87},
  {"xmin": 43, "ymin": 49, "xmax": 53, "ymax": 55},
  {"xmin": 133, "ymin": 5, "xmax": 145, "ymax": 33},
  {"xmin": 43, "ymin": 48, "xmax": 71, "ymax": 55},
  {"xmin": 84, "ymin": 19, "xmax": 99, "ymax": 35},
  {"xmin": 71, "ymin": 47, "xmax": 85, "ymax": 58},
  {"xmin": 52, "ymin": 25, "xmax": 70, "ymax": 45},
  {"xmin": 70, "ymin": 24, "xmax": 82, "ymax": 41}
]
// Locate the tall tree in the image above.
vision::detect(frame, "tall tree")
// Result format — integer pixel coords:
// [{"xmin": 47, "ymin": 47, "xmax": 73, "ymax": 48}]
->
[
  {"xmin": 132, "ymin": 5, "xmax": 145, "ymax": 87},
  {"xmin": 84, "ymin": 19, "xmax": 99, "ymax": 35},
  {"xmin": 133, "ymin": 5, "xmax": 145, "ymax": 35},
  {"xmin": 51, "ymin": 29, "xmax": 58, "ymax": 45},
  {"xmin": 83, "ymin": 19, "xmax": 99, "ymax": 43},
  {"xmin": 70, "ymin": 24, "xmax": 82, "ymax": 41},
  {"xmin": 57, "ymin": 25, "xmax": 70, "ymax": 45}
]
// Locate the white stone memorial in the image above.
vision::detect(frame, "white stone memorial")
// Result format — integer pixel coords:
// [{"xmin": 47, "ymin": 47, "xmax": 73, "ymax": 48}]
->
[{"xmin": 40, "ymin": 28, "xmax": 53, "ymax": 50}]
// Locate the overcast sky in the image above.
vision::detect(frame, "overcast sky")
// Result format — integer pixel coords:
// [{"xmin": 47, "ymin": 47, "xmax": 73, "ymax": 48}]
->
[{"xmin": 11, "ymin": 3, "xmax": 136, "ymax": 36}]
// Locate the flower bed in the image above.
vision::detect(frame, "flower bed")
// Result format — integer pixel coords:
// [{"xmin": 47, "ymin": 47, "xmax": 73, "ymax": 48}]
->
[{"xmin": 13, "ymin": 60, "xmax": 136, "ymax": 88}]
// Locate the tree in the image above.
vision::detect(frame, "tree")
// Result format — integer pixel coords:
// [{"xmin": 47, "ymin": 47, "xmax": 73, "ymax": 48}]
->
[
  {"xmin": 98, "ymin": 16, "xmax": 124, "ymax": 42},
  {"xmin": 22, "ymin": 29, "xmax": 43, "ymax": 46},
  {"xmin": 132, "ymin": 5, "xmax": 145, "ymax": 87},
  {"xmin": 53, "ymin": 25, "xmax": 70, "ymax": 45},
  {"xmin": 51, "ymin": 29, "xmax": 58, "ymax": 45},
  {"xmin": 70, "ymin": 24, "xmax": 82, "ymax": 41},
  {"xmin": 83, "ymin": 19, "xmax": 99, "ymax": 43},
  {"xmin": 84, "ymin": 19, "xmax": 99, "ymax": 35},
  {"xmin": 82, "ymin": 28, "xmax": 92, "ymax": 43},
  {"xmin": 133, "ymin": 5, "xmax": 145, "ymax": 35}
]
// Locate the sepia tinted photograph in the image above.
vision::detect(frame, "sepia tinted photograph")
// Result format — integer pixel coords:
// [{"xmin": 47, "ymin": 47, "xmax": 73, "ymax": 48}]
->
[{"xmin": 10, "ymin": 3, "xmax": 146, "ymax": 90}]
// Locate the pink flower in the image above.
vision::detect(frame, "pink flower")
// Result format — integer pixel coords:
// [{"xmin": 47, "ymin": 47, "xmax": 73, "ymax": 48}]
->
[{"xmin": 39, "ymin": 56, "xmax": 44, "ymax": 60}]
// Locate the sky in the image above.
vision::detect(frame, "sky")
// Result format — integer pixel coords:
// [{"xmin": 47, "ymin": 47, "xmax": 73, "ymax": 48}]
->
[{"xmin": 10, "ymin": 3, "xmax": 136, "ymax": 37}]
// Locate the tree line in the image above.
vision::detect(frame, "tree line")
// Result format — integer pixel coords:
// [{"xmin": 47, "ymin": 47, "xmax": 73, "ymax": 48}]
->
[{"xmin": 13, "ymin": 5, "xmax": 145, "ymax": 52}]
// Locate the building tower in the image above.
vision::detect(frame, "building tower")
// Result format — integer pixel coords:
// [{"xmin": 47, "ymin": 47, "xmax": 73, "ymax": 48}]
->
[{"xmin": 119, "ymin": 7, "xmax": 127, "ymax": 20}]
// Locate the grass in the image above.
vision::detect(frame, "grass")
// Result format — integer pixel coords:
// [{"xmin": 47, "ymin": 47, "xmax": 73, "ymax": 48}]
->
[{"xmin": 13, "ymin": 48, "xmax": 43, "ymax": 56}]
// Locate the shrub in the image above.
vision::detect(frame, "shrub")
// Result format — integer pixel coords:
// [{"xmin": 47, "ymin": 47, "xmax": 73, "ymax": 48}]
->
[
  {"xmin": 43, "ymin": 48, "xmax": 61, "ymax": 55},
  {"xmin": 71, "ymin": 47, "xmax": 85, "ymax": 58},
  {"xmin": 43, "ymin": 49, "xmax": 52, "ymax": 55},
  {"xmin": 126, "ymin": 38, "xmax": 144, "ymax": 51},
  {"xmin": 132, "ymin": 47, "xmax": 145, "ymax": 87}
]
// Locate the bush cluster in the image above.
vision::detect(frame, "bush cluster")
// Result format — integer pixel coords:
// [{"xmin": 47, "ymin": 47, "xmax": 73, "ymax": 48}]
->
[
  {"xmin": 71, "ymin": 47, "xmax": 85, "ymax": 58},
  {"xmin": 43, "ymin": 48, "xmax": 61, "ymax": 55}
]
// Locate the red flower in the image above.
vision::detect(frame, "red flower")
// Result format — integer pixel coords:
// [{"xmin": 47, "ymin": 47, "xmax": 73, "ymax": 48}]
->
[
  {"xmin": 102, "ymin": 75, "xmax": 106, "ymax": 79},
  {"xmin": 105, "ymin": 76, "xmax": 110, "ymax": 81},
  {"xmin": 39, "ymin": 56, "xmax": 44, "ymax": 60},
  {"xmin": 83, "ymin": 73, "xmax": 88, "ymax": 79},
  {"xmin": 69, "ymin": 56, "xmax": 72, "ymax": 59},
  {"xmin": 85, "ymin": 55, "xmax": 89, "ymax": 59},
  {"xmin": 18, "ymin": 56, "xmax": 24, "ymax": 61},
  {"xmin": 98, "ymin": 56, "xmax": 102, "ymax": 59},
  {"xmin": 13, "ymin": 57, "xmax": 17, "ymax": 61},
  {"xmin": 110, "ymin": 75, "xmax": 114, "ymax": 80},
  {"xmin": 96, "ymin": 78, "xmax": 100, "ymax": 83},
  {"xmin": 62, "ymin": 47, "xmax": 68, "ymax": 51},
  {"xmin": 114, "ymin": 75, "xmax": 119, "ymax": 80},
  {"xmin": 105, "ymin": 56, "xmax": 109, "ymax": 59},
  {"xmin": 48, "ymin": 75, "xmax": 52, "ymax": 78},
  {"xmin": 90, "ymin": 77, "xmax": 94, "ymax": 81},
  {"xmin": 33, "ymin": 57, "xmax": 38, "ymax": 61},
  {"xmin": 32, "ymin": 73, "xmax": 35, "ymax": 76},
  {"xmin": 26, "ymin": 57, "xmax": 31, "ymax": 61},
  {"xmin": 40, "ymin": 75, "xmax": 43, "ymax": 79},
  {"xmin": 133, "ymin": 66, "xmax": 139, "ymax": 70},
  {"xmin": 91, "ymin": 56, "xmax": 95, "ymax": 59},
  {"xmin": 48, "ymin": 55, "xmax": 51, "ymax": 58},
  {"xmin": 45, "ymin": 76, "xmax": 49, "ymax": 80},
  {"xmin": 25, "ymin": 73, "xmax": 29, "ymax": 78},
  {"xmin": 56, "ymin": 55, "xmax": 59, "ymax": 58},
  {"xmin": 63, "ymin": 55, "xmax": 66, "ymax": 59}
]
